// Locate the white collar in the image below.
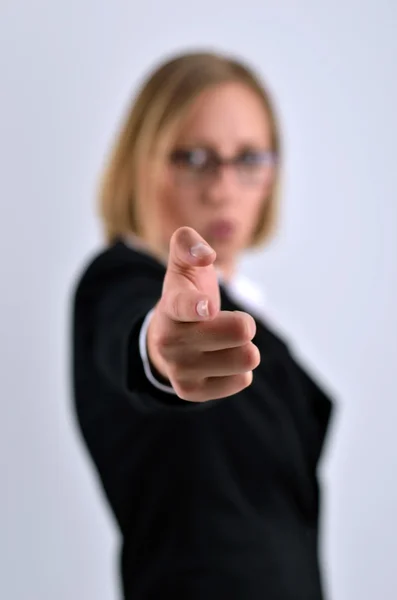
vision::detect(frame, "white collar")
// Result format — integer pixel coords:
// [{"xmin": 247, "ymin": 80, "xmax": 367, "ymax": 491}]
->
[{"xmin": 225, "ymin": 272, "xmax": 266, "ymax": 318}]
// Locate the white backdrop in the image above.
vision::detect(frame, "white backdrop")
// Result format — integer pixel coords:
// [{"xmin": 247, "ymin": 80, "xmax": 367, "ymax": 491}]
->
[{"xmin": 1, "ymin": 1, "xmax": 396, "ymax": 598}]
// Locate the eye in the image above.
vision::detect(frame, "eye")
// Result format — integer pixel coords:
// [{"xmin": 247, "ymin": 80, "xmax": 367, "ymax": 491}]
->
[
  {"xmin": 188, "ymin": 148, "xmax": 210, "ymax": 168},
  {"xmin": 170, "ymin": 148, "xmax": 211, "ymax": 170},
  {"xmin": 238, "ymin": 150, "xmax": 275, "ymax": 167}
]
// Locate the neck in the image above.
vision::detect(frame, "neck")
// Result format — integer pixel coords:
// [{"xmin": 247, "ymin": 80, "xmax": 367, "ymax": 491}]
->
[
  {"xmin": 126, "ymin": 233, "xmax": 168, "ymax": 266},
  {"xmin": 215, "ymin": 259, "xmax": 236, "ymax": 283}
]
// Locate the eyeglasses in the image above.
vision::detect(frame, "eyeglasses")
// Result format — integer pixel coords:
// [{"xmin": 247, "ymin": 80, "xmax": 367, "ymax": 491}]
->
[{"xmin": 169, "ymin": 147, "xmax": 277, "ymax": 185}]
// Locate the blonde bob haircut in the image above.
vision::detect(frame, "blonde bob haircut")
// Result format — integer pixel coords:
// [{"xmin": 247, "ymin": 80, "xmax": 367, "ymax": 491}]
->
[{"xmin": 99, "ymin": 50, "xmax": 281, "ymax": 248}]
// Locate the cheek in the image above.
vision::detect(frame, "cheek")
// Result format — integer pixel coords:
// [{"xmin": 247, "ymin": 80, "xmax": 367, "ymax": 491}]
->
[
  {"xmin": 240, "ymin": 171, "xmax": 275, "ymax": 225},
  {"xmin": 237, "ymin": 189, "xmax": 267, "ymax": 226},
  {"xmin": 233, "ymin": 183, "xmax": 272, "ymax": 246},
  {"xmin": 155, "ymin": 176, "xmax": 199, "ymax": 232}
]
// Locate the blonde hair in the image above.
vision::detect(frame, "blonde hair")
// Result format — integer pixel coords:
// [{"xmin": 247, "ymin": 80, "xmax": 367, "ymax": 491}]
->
[{"xmin": 98, "ymin": 50, "xmax": 281, "ymax": 248}]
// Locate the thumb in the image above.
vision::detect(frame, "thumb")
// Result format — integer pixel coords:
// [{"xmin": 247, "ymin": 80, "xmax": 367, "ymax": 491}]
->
[{"xmin": 161, "ymin": 226, "xmax": 220, "ymax": 323}]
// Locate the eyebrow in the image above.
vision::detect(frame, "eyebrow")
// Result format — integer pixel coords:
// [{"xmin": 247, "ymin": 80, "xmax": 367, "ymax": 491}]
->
[{"xmin": 172, "ymin": 141, "xmax": 271, "ymax": 152}]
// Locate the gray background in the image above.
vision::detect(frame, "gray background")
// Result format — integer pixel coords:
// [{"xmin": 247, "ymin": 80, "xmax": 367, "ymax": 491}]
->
[{"xmin": 0, "ymin": 1, "xmax": 396, "ymax": 598}]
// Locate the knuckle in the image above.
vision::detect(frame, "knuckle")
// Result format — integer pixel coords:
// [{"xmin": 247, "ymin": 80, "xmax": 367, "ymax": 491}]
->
[
  {"xmin": 153, "ymin": 324, "xmax": 185, "ymax": 359},
  {"xmin": 167, "ymin": 362, "xmax": 184, "ymax": 382},
  {"xmin": 155, "ymin": 331, "xmax": 178, "ymax": 360},
  {"xmin": 169, "ymin": 228, "xmax": 183, "ymax": 255},
  {"xmin": 246, "ymin": 343, "xmax": 261, "ymax": 369},
  {"xmin": 168, "ymin": 351, "xmax": 198, "ymax": 377},
  {"xmin": 172, "ymin": 225, "xmax": 188, "ymax": 246},
  {"xmin": 169, "ymin": 227, "xmax": 195, "ymax": 268},
  {"xmin": 225, "ymin": 373, "xmax": 252, "ymax": 398},
  {"xmin": 240, "ymin": 371, "xmax": 253, "ymax": 389},
  {"xmin": 155, "ymin": 331, "xmax": 170, "ymax": 352},
  {"xmin": 161, "ymin": 291, "xmax": 185, "ymax": 321},
  {"xmin": 170, "ymin": 292, "xmax": 183, "ymax": 321},
  {"xmin": 239, "ymin": 344, "xmax": 258, "ymax": 370},
  {"xmin": 174, "ymin": 379, "xmax": 202, "ymax": 402},
  {"xmin": 234, "ymin": 314, "xmax": 255, "ymax": 342}
]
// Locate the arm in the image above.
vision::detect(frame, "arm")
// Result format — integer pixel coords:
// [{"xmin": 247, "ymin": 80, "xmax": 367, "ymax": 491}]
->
[
  {"xmin": 74, "ymin": 230, "xmax": 258, "ymax": 415},
  {"xmin": 293, "ymin": 358, "xmax": 335, "ymax": 472},
  {"xmin": 138, "ymin": 308, "xmax": 176, "ymax": 394},
  {"xmin": 74, "ymin": 248, "xmax": 208, "ymax": 414}
]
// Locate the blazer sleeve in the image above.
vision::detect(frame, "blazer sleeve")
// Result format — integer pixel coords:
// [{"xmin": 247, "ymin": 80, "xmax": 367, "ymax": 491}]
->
[
  {"xmin": 296, "ymin": 361, "xmax": 335, "ymax": 472},
  {"xmin": 73, "ymin": 248, "xmax": 216, "ymax": 415},
  {"xmin": 138, "ymin": 308, "xmax": 177, "ymax": 394}
]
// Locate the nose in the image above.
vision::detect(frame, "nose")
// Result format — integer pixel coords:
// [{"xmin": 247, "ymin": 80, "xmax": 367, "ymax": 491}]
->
[{"xmin": 202, "ymin": 166, "xmax": 239, "ymax": 206}]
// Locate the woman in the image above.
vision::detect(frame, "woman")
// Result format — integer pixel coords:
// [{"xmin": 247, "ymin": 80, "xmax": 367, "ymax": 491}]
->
[{"xmin": 72, "ymin": 50, "xmax": 334, "ymax": 599}]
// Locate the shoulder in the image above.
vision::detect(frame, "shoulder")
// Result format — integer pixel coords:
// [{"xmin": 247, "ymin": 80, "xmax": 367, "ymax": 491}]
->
[{"xmin": 72, "ymin": 240, "xmax": 166, "ymax": 305}]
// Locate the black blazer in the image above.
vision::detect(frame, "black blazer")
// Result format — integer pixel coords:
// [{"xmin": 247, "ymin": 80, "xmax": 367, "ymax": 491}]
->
[{"xmin": 72, "ymin": 240, "xmax": 334, "ymax": 600}]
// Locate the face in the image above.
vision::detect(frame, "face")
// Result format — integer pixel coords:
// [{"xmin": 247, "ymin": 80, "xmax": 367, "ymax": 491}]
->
[{"xmin": 149, "ymin": 82, "xmax": 276, "ymax": 277}]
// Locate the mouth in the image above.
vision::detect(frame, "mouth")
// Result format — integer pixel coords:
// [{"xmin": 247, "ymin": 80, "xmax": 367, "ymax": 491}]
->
[{"xmin": 206, "ymin": 219, "xmax": 237, "ymax": 241}]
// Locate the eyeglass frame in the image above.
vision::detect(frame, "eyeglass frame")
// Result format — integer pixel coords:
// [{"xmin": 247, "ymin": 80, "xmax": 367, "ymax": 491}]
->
[{"xmin": 168, "ymin": 146, "xmax": 278, "ymax": 185}]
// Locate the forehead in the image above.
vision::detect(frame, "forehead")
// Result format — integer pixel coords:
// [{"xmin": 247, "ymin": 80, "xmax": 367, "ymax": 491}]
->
[{"xmin": 173, "ymin": 82, "xmax": 272, "ymax": 151}]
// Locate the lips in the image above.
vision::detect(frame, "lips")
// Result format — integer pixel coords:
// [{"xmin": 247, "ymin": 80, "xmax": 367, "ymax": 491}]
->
[{"xmin": 206, "ymin": 219, "xmax": 236, "ymax": 240}]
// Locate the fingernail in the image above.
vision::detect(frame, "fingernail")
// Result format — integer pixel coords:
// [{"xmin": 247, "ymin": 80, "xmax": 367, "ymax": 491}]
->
[
  {"xmin": 190, "ymin": 242, "xmax": 213, "ymax": 258},
  {"xmin": 196, "ymin": 299, "xmax": 209, "ymax": 317}
]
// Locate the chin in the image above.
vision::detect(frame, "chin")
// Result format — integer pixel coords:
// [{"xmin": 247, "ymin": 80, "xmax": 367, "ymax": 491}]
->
[{"xmin": 211, "ymin": 239, "xmax": 241, "ymax": 263}]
